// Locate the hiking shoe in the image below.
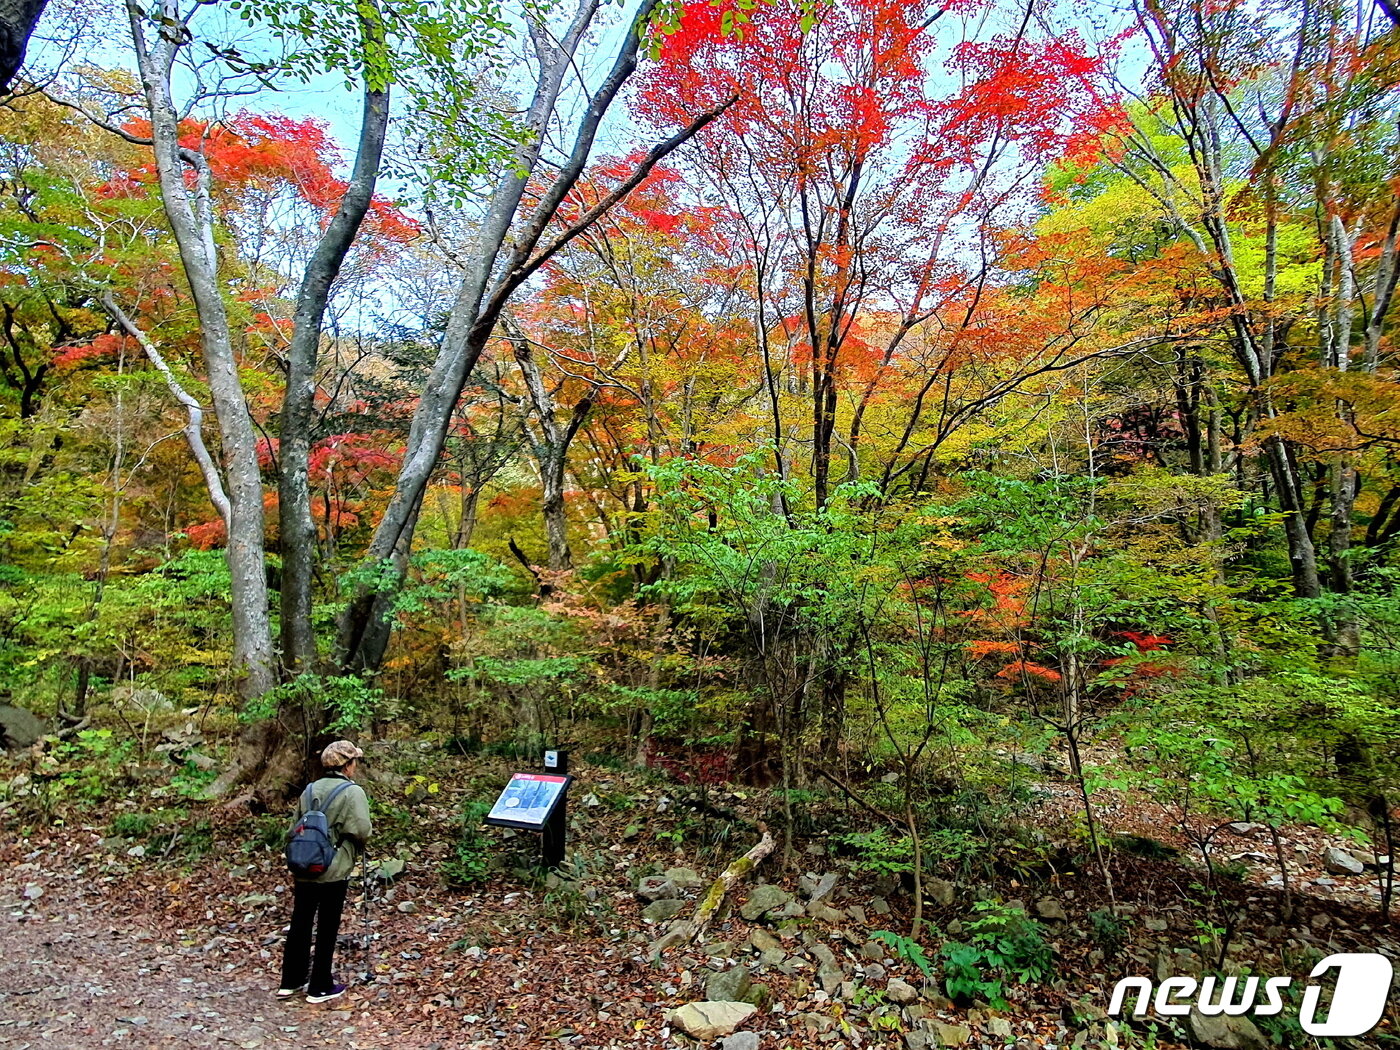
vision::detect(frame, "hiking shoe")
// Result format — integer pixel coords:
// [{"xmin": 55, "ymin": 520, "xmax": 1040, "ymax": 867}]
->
[
  {"xmin": 306, "ymin": 984, "xmax": 347, "ymax": 1004},
  {"xmin": 276, "ymin": 985, "xmax": 305, "ymax": 999}
]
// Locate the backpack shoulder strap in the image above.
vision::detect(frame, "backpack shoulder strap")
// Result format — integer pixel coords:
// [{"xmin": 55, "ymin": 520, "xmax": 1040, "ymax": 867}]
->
[
  {"xmin": 300, "ymin": 783, "xmax": 315, "ymax": 812},
  {"xmin": 321, "ymin": 780, "xmax": 354, "ymax": 812}
]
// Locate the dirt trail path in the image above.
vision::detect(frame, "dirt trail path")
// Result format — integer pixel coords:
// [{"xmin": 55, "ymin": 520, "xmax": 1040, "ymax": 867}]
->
[
  {"xmin": 0, "ymin": 833, "xmax": 663, "ymax": 1050},
  {"xmin": 0, "ymin": 868, "xmax": 383, "ymax": 1050}
]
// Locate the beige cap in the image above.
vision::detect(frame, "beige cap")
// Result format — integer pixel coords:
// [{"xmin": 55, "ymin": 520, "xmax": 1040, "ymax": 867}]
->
[{"xmin": 321, "ymin": 740, "xmax": 364, "ymax": 769}]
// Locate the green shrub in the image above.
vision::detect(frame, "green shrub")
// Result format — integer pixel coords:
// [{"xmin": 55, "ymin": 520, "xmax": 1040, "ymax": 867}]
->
[
  {"xmin": 241, "ymin": 673, "xmax": 389, "ymax": 734},
  {"xmin": 170, "ymin": 758, "xmax": 218, "ymax": 798},
  {"xmin": 870, "ymin": 929, "xmax": 934, "ymax": 978},
  {"xmin": 110, "ymin": 810, "xmax": 163, "ymax": 838},
  {"xmin": 45, "ymin": 728, "xmax": 133, "ymax": 800},
  {"xmin": 939, "ymin": 901, "xmax": 1055, "ymax": 1008},
  {"xmin": 248, "ymin": 813, "xmax": 289, "ymax": 853},
  {"xmin": 442, "ymin": 800, "xmax": 493, "ymax": 887},
  {"xmin": 834, "ymin": 827, "xmax": 914, "ymax": 877},
  {"xmin": 1087, "ymin": 907, "xmax": 1129, "ymax": 955}
]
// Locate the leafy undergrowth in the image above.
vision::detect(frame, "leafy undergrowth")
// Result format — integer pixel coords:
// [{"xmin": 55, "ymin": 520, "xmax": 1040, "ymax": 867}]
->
[{"xmin": 2, "ymin": 740, "xmax": 1399, "ymax": 1049}]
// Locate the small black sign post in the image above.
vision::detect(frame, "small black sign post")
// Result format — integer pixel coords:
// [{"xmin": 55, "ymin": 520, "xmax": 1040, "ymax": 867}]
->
[
  {"xmin": 483, "ymin": 749, "xmax": 571, "ymax": 872},
  {"xmin": 541, "ymin": 749, "xmax": 568, "ymax": 870}
]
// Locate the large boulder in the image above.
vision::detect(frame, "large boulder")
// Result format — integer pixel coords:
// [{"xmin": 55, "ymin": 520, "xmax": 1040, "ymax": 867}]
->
[
  {"xmin": 643, "ymin": 898, "xmax": 686, "ymax": 922},
  {"xmin": 1187, "ymin": 1011, "xmax": 1269, "ymax": 1050},
  {"xmin": 928, "ymin": 1021, "xmax": 971, "ymax": 1046},
  {"xmin": 798, "ymin": 872, "xmax": 839, "ymax": 902},
  {"xmin": 0, "ymin": 705, "xmax": 45, "ymax": 750},
  {"xmin": 667, "ymin": 1001, "xmax": 757, "ymax": 1041},
  {"xmin": 886, "ymin": 977, "xmax": 919, "ymax": 1004},
  {"xmin": 1323, "ymin": 847, "xmax": 1365, "ymax": 876},
  {"xmin": 925, "ymin": 878, "xmax": 956, "ymax": 907},
  {"xmin": 637, "ymin": 875, "xmax": 680, "ymax": 901},
  {"xmin": 706, "ymin": 966, "xmax": 753, "ymax": 1004},
  {"xmin": 740, "ymin": 884, "xmax": 791, "ymax": 921},
  {"xmin": 748, "ymin": 928, "xmax": 781, "ymax": 953}
]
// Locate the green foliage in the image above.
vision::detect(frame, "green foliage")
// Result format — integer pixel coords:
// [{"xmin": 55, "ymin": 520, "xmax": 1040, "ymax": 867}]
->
[
  {"xmin": 597, "ymin": 685, "xmax": 701, "ymax": 737},
  {"xmin": 249, "ymin": 814, "xmax": 291, "ymax": 854},
  {"xmin": 1, "ymin": 549, "xmax": 239, "ymax": 706},
  {"xmin": 170, "ymin": 759, "xmax": 219, "ymax": 799},
  {"xmin": 922, "ymin": 828, "xmax": 982, "ymax": 868},
  {"xmin": 939, "ymin": 902, "xmax": 1056, "ymax": 1009},
  {"xmin": 242, "ymin": 673, "xmax": 389, "ymax": 734},
  {"xmin": 833, "ymin": 827, "xmax": 914, "ymax": 877},
  {"xmin": 1087, "ymin": 908, "xmax": 1129, "ymax": 955},
  {"xmin": 442, "ymin": 800, "xmax": 493, "ymax": 887},
  {"xmin": 41, "ymin": 728, "xmax": 134, "ymax": 800},
  {"xmin": 394, "ymin": 548, "xmax": 516, "ymax": 617},
  {"xmin": 109, "ymin": 809, "xmax": 180, "ymax": 839},
  {"xmin": 870, "ymin": 929, "xmax": 934, "ymax": 979},
  {"xmin": 1117, "ymin": 685, "xmax": 1348, "ymax": 853}
]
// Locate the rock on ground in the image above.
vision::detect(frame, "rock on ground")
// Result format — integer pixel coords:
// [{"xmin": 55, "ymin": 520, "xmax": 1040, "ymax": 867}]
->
[
  {"xmin": 643, "ymin": 898, "xmax": 686, "ymax": 922},
  {"xmin": 739, "ymin": 884, "xmax": 791, "ymax": 921},
  {"xmin": 797, "ymin": 872, "xmax": 839, "ymax": 902},
  {"xmin": 885, "ymin": 977, "xmax": 918, "ymax": 1004},
  {"xmin": 637, "ymin": 875, "xmax": 680, "ymax": 900},
  {"xmin": 748, "ymin": 928, "xmax": 781, "ymax": 952},
  {"xmin": 665, "ymin": 867, "xmax": 704, "ymax": 889},
  {"xmin": 928, "ymin": 1021, "xmax": 972, "ymax": 1045},
  {"xmin": 1187, "ymin": 1010, "xmax": 1270, "ymax": 1050},
  {"xmin": 925, "ymin": 878, "xmax": 955, "ymax": 907},
  {"xmin": 706, "ymin": 965, "xmax": 752, "ymax": 1003},
  {"xmin": 1323, "ymin": 847, "xmax": 1365, "ymax": 876},
  {"xmin": 667, "ymin": 1001, "xmax": 757, "ymax": 1041},
  {"xmin": 0, "ymin": 704, "xmax": 45, "ymax": 749}
]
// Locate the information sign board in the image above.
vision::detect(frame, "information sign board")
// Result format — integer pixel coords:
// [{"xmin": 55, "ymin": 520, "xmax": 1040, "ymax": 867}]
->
[{"xmin": 484, "ymin": 772, "xmax": 572, "ymax": 831}]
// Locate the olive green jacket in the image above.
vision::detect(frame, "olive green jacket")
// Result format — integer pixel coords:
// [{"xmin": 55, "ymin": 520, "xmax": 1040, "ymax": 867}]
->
[{"xmin": 288, "ymin": 773, "xmax": 371, "ymax": 883}]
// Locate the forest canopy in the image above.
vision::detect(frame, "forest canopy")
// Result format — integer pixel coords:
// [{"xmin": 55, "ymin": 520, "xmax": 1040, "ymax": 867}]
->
[{"xmin": 2, "ymin": 0, "xmax": 1400, "ymax": 961}]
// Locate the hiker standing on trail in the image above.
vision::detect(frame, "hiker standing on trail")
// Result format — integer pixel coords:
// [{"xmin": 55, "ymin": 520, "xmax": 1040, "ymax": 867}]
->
[{"xmin": 277, "ymin": 739, "xmax": 372, "ymax": 1004}]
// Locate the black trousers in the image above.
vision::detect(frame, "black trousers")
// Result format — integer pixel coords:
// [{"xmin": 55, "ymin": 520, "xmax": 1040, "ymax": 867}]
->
[{"xmin": 279, "ymin": 878, "xmax": 349, "ymax": 995}]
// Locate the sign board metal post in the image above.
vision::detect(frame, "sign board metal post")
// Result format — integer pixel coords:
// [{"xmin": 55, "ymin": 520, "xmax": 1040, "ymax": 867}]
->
[
  {"xmin": 482, "ymin": 751, "xmax": 572, "ymax": 873},
  {"xmin": 541, "ymin": 749, "xmax": 568, "ymax": 870}
]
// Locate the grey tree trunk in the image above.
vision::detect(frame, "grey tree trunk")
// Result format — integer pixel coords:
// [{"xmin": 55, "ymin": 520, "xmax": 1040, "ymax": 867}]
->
[
  {"xmin": 337, "ymin": 0, "xmax": 608, "ymax": 671},
  {"xmin": 1126, "ymin": 10, "xmax": 1326, "ymax": 601},
  {"xmin": 507, "ymin": 321, "xmax": 593, "ymax": 570},
  {"xmin": 0, "ymin": 0, "xmax": 46, "ymax": 91},
  {"xmin": 129, "ymin": 1, "xmax": 276, "ymax": 700},
  {"xmin": 1323, "ymin": 214, "xmax": 1360, "ymax": 651},
  {"xmin": 337, "ymin": 0, "xmax": 733, "ymax": 672},
  {"xmin": 278, "ymin": 9, "xmax": 391, "ymax": 673}
]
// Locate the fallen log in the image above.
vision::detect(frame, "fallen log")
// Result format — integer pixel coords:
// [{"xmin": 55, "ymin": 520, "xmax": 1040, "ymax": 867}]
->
[
  {"xmin": 54, "ymin": 717, "xmax": 90, "ymax": 740},
  {"xmin": 649, "ymin": 825, "xmax": 775, "ymax": 956}
]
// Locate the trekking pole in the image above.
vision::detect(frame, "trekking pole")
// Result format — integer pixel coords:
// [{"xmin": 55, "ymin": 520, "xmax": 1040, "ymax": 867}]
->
[{"xmin": 360, "ymin": 849, "xmax": 374, "ymax": 986}]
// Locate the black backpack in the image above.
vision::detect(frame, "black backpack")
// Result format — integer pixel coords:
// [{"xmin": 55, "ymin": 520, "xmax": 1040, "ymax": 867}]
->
[{"xmin": 286, "ymin": 781, "xmax": 353, "ymax": 877}]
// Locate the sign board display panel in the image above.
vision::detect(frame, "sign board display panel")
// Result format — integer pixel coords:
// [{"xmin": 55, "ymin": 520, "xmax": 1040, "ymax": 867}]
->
[{"xmin": 484, "ymin": 772, "xmax": 571, "ymax": 830}]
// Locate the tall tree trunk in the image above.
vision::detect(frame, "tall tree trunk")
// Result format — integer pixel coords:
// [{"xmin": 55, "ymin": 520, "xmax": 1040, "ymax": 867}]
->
[
  {"xmin": 336, "ymin": 0, "xmax": 732, "ymax": 671},
  {"xmin": 454, "ymin": 485, "xmax": 481, "ymax": 549},
  {"xmin": 1323, "ymin": 209, "xmax": 1363, "ymax": 653},
  {"xmin": 508, "ymin": 320, "xmax": 592, "ymax": 571},
  {"xmin": 0, "ymin": 0, "xmax": 47, "ymax": 91},
  {"xmin": 129, "ymin": 1, "xmax": 275, "ymax": 700},
  {"xmin": 279, "ymin": 7, "xmax": 391, "ymax": 673}
]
